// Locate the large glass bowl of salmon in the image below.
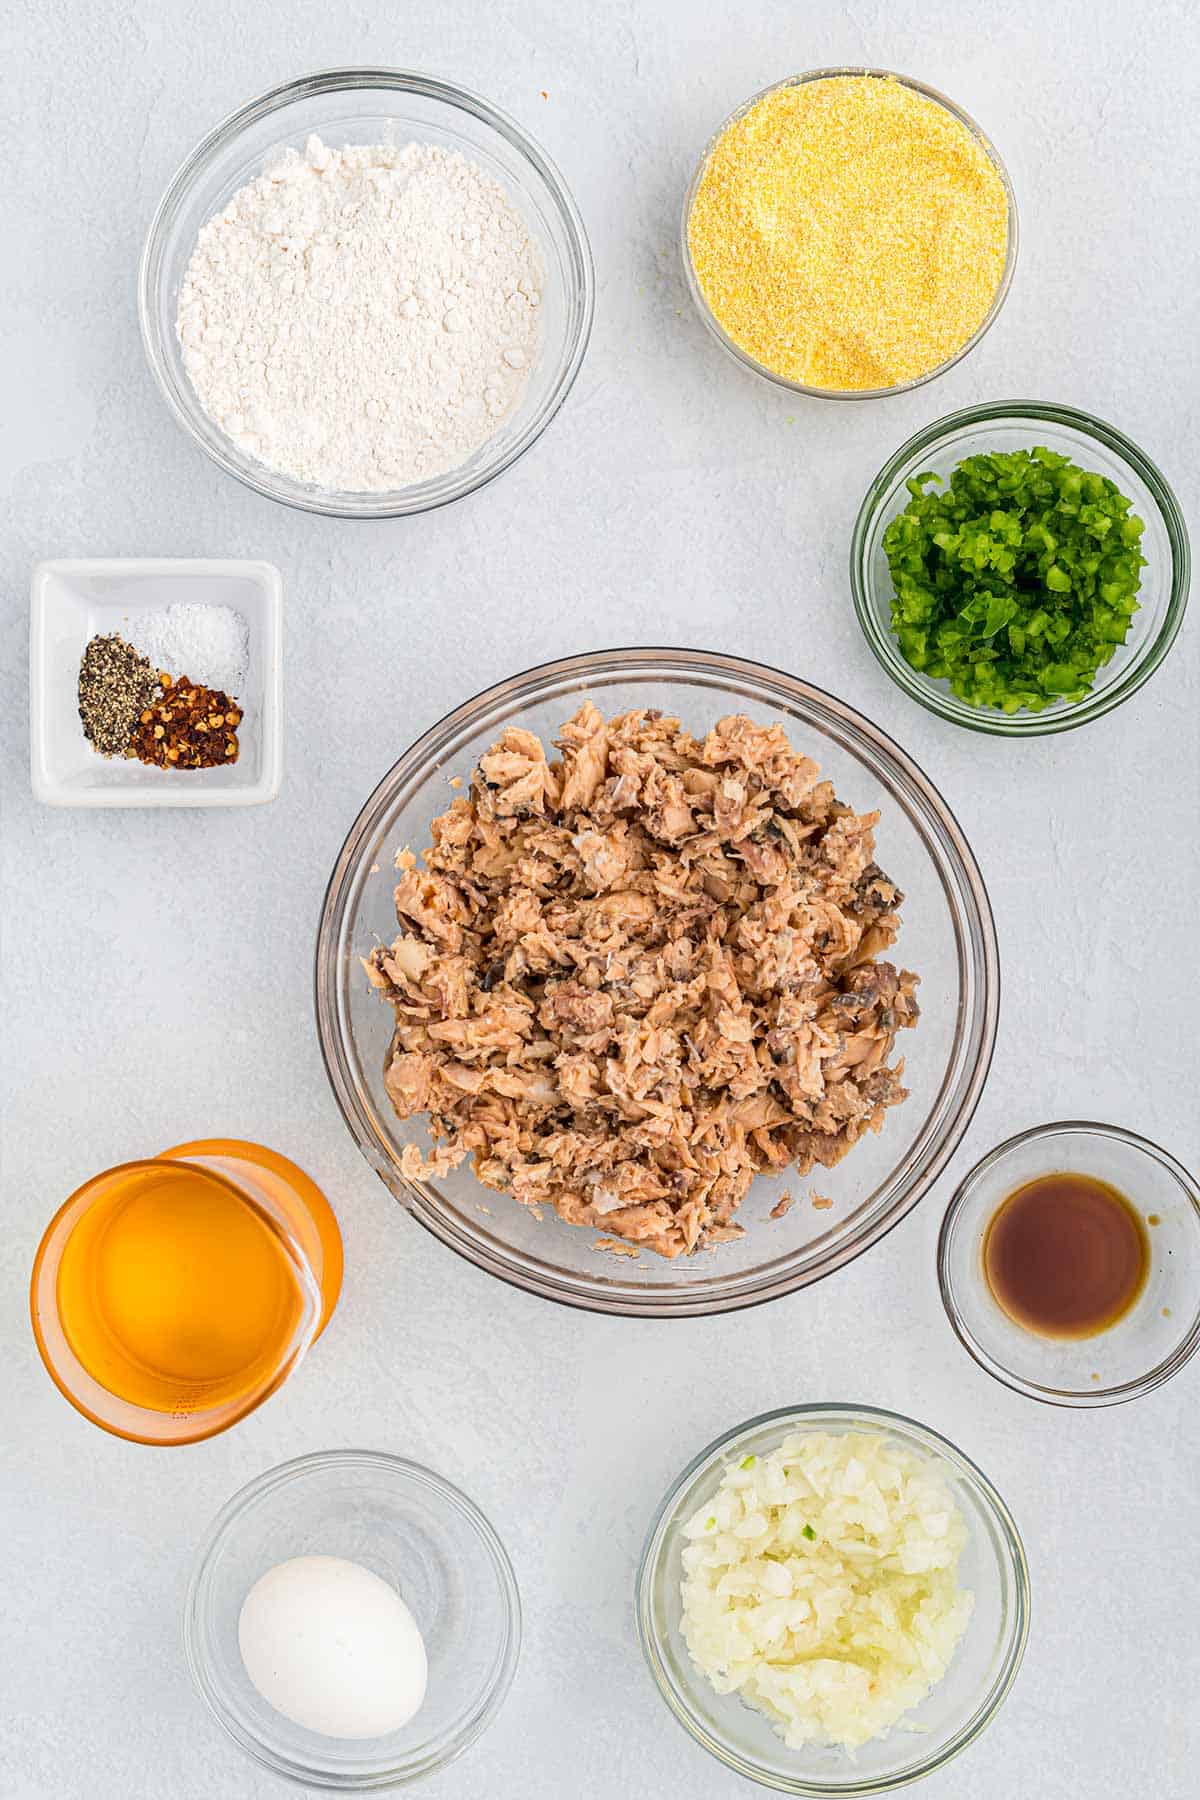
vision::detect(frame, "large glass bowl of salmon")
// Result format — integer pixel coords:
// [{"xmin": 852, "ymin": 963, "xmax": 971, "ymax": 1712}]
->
[{"xmin": 315, "ymin": 649, "xmax": 998, "ymax": 1317}]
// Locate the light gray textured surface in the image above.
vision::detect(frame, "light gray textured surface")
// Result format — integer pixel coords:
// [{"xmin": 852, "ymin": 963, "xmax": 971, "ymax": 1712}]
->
[{"xmin": 3, "ymin": 2, "xmax": 1199, "ymax": 1796}]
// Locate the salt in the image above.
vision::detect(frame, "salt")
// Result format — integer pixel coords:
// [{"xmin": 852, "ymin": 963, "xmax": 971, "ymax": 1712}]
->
[{"xmin": 125, "ymin": 605, "xmax": 249, "ymax": 697}]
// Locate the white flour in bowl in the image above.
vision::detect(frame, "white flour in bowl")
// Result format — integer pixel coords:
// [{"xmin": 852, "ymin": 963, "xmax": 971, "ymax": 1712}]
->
[{"xmin": 177, "ymin": 137, "xmax": 542, "ymax": 492}]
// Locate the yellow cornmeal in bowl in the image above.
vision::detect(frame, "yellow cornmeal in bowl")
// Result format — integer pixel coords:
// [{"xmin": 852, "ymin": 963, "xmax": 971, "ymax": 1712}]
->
[{"xmin": 687, "ymin": 75, "xmax": 1010, "ymax": 392}]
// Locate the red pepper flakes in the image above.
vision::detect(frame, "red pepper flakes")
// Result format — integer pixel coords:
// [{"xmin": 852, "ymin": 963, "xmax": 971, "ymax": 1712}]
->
[{"xmin": 129, "ymin": 672, "xmax": 242, "ymax": 770}]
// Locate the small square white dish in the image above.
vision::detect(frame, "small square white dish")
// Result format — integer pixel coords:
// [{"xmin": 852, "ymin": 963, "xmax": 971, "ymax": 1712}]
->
[{"xmin": 31, "ymin": 559, "xmax": 282, "ymax": 807}]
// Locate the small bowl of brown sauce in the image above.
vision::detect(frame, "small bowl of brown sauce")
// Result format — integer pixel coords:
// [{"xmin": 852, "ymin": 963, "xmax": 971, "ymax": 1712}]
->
[{"xmin": 938, "ymin": 1122, "xmax": 1200, "ymax": 1406}]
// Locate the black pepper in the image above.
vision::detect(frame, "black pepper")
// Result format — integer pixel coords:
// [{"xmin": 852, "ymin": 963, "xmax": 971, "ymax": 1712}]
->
[{"xmin": 77, "ymin": 635, "xmax": 161, "ymax": 757}]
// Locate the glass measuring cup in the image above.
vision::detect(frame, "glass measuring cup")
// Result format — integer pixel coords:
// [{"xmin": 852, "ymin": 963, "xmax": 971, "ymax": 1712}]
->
[{"xmin": 30, "ymin": 1139, "xmax": 343, "ymax": 1445}]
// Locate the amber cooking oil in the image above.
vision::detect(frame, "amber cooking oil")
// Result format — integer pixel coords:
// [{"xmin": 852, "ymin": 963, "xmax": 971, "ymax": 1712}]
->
[{"xmin": 55, "ymin": 1160, "xmax": 306, "ymax": 1414}]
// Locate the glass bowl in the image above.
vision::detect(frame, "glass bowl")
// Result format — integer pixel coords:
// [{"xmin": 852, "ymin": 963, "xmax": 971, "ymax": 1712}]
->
[
  {"xmin": 851, "ymin": 401, "xmax": 1190, "ymax": 733},
  {"xmin": 139, "ymin": 68, "xmax": 594, "ymax": 518},
  {"xmin": 185, "ymin": 1450, "xmax": 521, "ymax": 1789},
  {"xmin": 681, "ymin": 69, "xmax": 1017, "ymax": 401},
  {"xmin": 315, "ymin": 648, "xmax": 998, "ymax": 1317},
  {"xmin": 636, "ymin": 1404, "xmax": 1029, "ymax": 1795},
  {"xmin": 938, "ymin": 1121, "xmax": 1200, "ymax": 1407}
]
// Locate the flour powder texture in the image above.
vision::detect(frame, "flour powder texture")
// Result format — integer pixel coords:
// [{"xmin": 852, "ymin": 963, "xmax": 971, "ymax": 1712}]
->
[{"xmin": 177, "ymin": 137, "xmax": 543, "ymax": 491}]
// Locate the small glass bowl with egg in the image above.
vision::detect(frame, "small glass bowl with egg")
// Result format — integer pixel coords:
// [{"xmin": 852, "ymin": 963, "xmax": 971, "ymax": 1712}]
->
[{"xmin": 185, "ymin": 1449, "xmax": 520, "ymax": 1787}]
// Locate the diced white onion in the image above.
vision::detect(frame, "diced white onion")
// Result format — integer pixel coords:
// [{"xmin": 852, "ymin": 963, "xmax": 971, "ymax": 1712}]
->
[{"xmin": 680, "ymin": 1431, "xmax": 973, "ymax": 1751}]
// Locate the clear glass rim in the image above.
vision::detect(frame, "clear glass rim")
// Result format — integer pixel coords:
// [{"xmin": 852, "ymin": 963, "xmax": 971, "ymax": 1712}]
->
[
  {"xmin": 937, "ymin": 1119, "xmax": 1200, "ymax": 1407},
  {"xmin": 184, "ymin": 1448, "xmax": 523, "ymax": 1789},
  {"xmin": 850, "ymin": 399, "xmax": 1192, "ymax": 735},
  {"xmin": 138, "ymin": 66, "xmax": 595, "ymax": 519},
  {"xmin": 29, "ymin": 1157, "xmax": 321, "ymax": 1446},
  {"xmin": 680, "ymin": 68, "xmax": 1019, "ymax": 401},
  {"xmin": 635, "ymin": 1402, "xmax": 1031, "ymax": 1795},
  {"xmin": 314, "ymin": 646, "xmax": 1000, "ymax": 1318}
]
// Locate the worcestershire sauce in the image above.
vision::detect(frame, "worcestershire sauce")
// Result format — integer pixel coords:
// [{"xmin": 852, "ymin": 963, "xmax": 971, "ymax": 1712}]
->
[{"xmin": 982, "ymin": 1172, "xmax": 1149, "ymax": 1339}]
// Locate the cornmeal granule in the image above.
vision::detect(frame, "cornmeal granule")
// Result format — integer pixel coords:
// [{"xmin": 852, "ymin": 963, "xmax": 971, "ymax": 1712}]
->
[{"xmin": 687, "ymin": 76, "xmax": 1009, "ymax": 390}]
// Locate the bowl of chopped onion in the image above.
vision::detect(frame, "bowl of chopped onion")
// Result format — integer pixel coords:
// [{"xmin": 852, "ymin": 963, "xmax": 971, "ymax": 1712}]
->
[{"xmin": 636, "ymin": 1404, "xmax": 1029, "ymax": 1794}]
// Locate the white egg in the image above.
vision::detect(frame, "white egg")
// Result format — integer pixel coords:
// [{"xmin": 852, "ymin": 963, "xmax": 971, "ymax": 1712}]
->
[{"xmin": 238, "ymin": 1554, "xmax": 427, "ymax": 1739}]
